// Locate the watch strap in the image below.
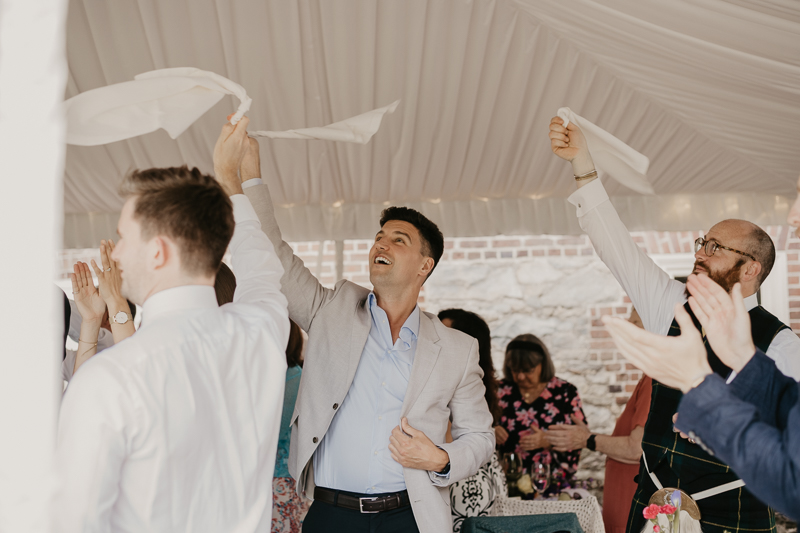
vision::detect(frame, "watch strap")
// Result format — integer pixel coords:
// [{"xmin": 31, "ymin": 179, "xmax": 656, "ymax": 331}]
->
[{"xmin": 587, "ymin": 434, "xmax": 597, "ymax": 451}]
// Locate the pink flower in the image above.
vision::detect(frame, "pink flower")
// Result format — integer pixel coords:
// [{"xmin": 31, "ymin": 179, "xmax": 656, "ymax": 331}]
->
[
  {"xmin": 642, "ymin": 503, "xmax": 662, "ymax": 520},
  {"xmin": 653, "ymin": 526, "xmax": 661, "ymax": 533},
  {"xmin": 660, "ymin": 504, "xmax": 677, "ymax": 515},
  {"xmin": 540, "ymin": 389, "xmax": 553, "ymax": 400},
  {"xmin": 499, "ymin": 385, "xmax": 513, "ymax": 397},
  {"xmin": 513, "ymin": 401, "xmax": 522, "ymax": 409},
  {"xmin": 498, "ymin": 400, "xmax": 508, "ymax": 409}
]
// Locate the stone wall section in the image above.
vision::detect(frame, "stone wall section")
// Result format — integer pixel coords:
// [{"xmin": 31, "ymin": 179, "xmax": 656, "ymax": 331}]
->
[{"xmin": 56, "ymin": 225, "xmax": 800, "ymax": 493}]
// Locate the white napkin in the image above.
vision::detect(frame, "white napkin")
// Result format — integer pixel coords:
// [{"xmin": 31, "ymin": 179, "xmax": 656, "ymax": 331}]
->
[
  {"xmin": 66, "ymin": 67, "xmax": 399, "ymax": 146},
  {"xmin": 558, "ymin": 107, "xmax": 654, "ymax": 195}
]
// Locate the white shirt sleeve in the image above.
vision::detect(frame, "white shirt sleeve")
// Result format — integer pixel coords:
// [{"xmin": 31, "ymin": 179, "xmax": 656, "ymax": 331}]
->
[
  {"xmin": 568, "ymin": 179, "xmax": 686, "ymax": 334},
  {"xmin": 764, "ymin": 328, "xmax": 800, "ymax": 381},
  {"xmin": 55, "ymin": 357, "xmax": 133, "ymax": 533},
  {"xmin": 227, "ymin": 194, "xmax": 290, "ymax": 351}
]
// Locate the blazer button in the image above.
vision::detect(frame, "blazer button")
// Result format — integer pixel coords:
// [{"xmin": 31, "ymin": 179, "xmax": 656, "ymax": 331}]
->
[
  {"xmin": 313, "ymin": 437, "xmax": 318, "ymax": 443},
  {"xmin": 333, "ymin": 403, "xmax": 339, "ymax": 410}
]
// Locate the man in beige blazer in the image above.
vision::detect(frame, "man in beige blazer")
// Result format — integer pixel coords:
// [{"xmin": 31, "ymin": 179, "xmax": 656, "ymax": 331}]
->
[{"xmin": 239, "ymin": 139, "xmax": 494, "ymax": 532}]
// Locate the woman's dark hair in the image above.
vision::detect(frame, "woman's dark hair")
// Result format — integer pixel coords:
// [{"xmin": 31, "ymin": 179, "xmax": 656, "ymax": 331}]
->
[
  {"xmin": 502, "ymin": 333, "xmax": 555, "ymax": 384},
  {"xmin": 438, "ymin": 308, "xmax": 500, "ymax": 424},
  {"xmin": 286, "ymin": 320, "xmax": 304, "ymax": 368},
  {"xmin": 214, "ymin": 262, "xmax": 237, "ymax": 305}
]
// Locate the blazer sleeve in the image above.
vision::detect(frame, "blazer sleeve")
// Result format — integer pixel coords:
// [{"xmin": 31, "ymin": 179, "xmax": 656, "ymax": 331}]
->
[
  {"xmin": 728, "ymin": 349, "xmax": 798, "ymax": 429},
  {"xmin": 243, "ymin": 182, "xmax": 336, "ymax": 331},
  {"xmin": 676, "ymin": 372, "xmax": 800, "ymax": 520},
  {"xmin": 433, "ymin": 338, "xmax": 495, "ymax": 486}
]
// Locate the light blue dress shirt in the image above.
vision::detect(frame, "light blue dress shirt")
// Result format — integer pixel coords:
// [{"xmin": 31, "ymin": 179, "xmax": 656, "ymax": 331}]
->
[{"xmin": 313, "ymin": 293, "xmax": 419, "ymax": 494}]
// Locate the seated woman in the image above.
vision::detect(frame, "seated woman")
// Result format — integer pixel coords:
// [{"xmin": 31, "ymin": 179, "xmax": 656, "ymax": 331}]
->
[
  {"xmin": 438, "ymin": 309, "xmax": 506, "ymax": 532},
  {"xmin": 495, "ymin": 334, "xmax": 585, "ymax": 493}
]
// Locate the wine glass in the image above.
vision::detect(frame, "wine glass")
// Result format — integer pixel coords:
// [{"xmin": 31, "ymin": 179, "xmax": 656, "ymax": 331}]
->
[
  {"xmin": 502, "ymin": 453, "xmax": 522, "ymax": 496},
  {"xmin": 532, "ymin": 461, "xmax": 550, "ymax": 496}
]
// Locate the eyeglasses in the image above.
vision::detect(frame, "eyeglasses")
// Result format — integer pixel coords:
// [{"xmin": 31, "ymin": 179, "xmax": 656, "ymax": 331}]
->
[{"xmin": 694, "ymin": 237, "xmax": 756, "ymax": 262}]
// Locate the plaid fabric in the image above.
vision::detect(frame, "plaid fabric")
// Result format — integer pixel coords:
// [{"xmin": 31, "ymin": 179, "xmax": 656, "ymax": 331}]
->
[{"xmin": 625, "ymin": 303, "xmax": 787, "ymax": 533}]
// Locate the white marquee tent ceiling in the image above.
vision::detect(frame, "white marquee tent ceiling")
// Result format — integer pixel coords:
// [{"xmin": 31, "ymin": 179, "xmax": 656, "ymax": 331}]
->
[{"xmin": 63, "ymin": 0, "xmax": 800, "ymax": 247}]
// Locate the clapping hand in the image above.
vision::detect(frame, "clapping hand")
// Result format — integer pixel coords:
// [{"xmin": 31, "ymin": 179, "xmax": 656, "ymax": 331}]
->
[
  {"xmin": 686, "ymin": 275, "xmax": 755, "ymax": 373},
  {"xmin": 90, "ymin": 240, "xmax": 125, "ymax": 309},
  {"xmin": 71, "ymin": 261, "xmax": 105, "ymax": 324},
  {"xmin": 548, "ymin": 414, "xmax": 591, "ymax": 452},
  {"xmin": 603, "ymin": 302, "xmax": 712, "ymax": 393},
  {"xmin": 519, "ymin": 426, "xmax": 550, "ymax": 451},
  {"xmin": 494, "ymin": 425, "xmax": 510, "ymax": 446}
]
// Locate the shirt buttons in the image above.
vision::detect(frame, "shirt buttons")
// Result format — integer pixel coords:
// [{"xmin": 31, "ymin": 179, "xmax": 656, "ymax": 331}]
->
[
  {"xmin": 379, "ymin": 416, "xmax": 383, "ymax": 420},
  {"xmin": 382, "ymin": 382, "xmax": 386, "ymax": 387},
  {"xmin": 374, "ymin": 451, "xmax": 378, "ymax": 456},
  {"xmin": 333, "ymin": 403, "xmax": 339, "ymax": 410},
  {"xmin": 312, "ymin": 437, "xmax": 318, "ymax": 443}
]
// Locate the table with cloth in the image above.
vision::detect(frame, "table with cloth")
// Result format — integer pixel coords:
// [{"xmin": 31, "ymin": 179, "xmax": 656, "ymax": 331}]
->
[
  {"xmin": 488, "ymin": 495, "xmax": 605, "ymax": 533},
  {"xmin": 462, "ymin": 512, "xmax": 584, "ymax": 533}
]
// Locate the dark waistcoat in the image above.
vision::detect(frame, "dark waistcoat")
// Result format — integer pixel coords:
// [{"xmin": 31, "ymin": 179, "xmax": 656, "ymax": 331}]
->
[{"xmin": 626, "ymin": 302, "xmax": 788, "ymax": 533}]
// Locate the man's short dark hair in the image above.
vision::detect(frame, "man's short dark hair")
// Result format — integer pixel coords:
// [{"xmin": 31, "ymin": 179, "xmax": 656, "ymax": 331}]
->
[
  {"xmin": 379, "ymin": 206, "xmax": 444, "ymax": 280},
  {"xmin": 747, "ymin": 225, "xmax": 776, "ymax": 287},
  {"xmin": 120, "ymin": 166, "xmax": 234, "ymax": 278}
]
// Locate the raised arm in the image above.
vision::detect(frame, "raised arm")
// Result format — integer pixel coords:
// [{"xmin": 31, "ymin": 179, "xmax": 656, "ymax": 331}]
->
[
  {"xmin": 549, "ymin": 117, "xmax": 684, "ymax": 334},
  {"xmin": 213, "ymin": 119, "xmax": 289, "ymax": 349},
  {"xmin": 238, "ymin": 139, "xmax": 337, "ymax": 332},
  {"xmin": 68, "ymin": 261, "xmax": 105, "ymax": 377}
]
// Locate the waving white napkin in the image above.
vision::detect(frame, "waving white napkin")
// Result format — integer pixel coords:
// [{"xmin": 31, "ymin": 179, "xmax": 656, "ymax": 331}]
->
[
  {"xmin": 66, "ymin": 67, "xmax": 399, "ymax": 146},
  {"xmin": 558, "ymin": 107, "xmax": 654, "ymax": 195}
]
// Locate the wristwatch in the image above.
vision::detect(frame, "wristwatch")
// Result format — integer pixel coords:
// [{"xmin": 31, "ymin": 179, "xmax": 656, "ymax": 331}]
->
[
  {"xmin": 111, "ymin": 311, "xmax": 132, "ymax": 325},
  {"xmin": 587, "ymin": 434, "xmax": 597, "ymax": 451},
  {"xmin": 436, "ymin": 462, "xmax": 451, "ymax": 476}
]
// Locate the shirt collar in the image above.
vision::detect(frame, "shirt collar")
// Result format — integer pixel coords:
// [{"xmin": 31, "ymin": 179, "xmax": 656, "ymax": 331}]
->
[
  {"xmin": 743, "ymin": 292, "xmax": 758, "ymax": 312},
  {"xmin": 368, "ymin": 292, "xmax": 420, "ymax": 349},
  {"xmin": 141, "ymin": 285, "xmax": 218, "ymax": 327}
]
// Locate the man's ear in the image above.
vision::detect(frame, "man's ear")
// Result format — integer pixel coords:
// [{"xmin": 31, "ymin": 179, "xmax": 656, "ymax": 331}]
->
[
  {"xmin": 147, "ymin": 236, "xmax": 170, "ymax": 271},
  {"xmin": 419, "ymin": 256, "xmax": 435, "ymax": 279},
  {"xmin": 741, "ymin": 261, "xmax": 762, "ymax": 283}
]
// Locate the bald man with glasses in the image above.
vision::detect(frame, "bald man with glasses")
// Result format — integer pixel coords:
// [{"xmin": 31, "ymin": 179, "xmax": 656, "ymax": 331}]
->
[{"xmin": 549, "ymin": 116, "xmax": 800, "ymax": 533}]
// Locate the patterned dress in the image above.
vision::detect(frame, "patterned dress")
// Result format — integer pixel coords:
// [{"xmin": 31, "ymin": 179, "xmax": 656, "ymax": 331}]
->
[
  {"xmin": 449, "ymin": 452, "xmax": 507, "ymax": 532},
  {"xmin": 272, "ymin": 366, "xmax": 310, "ymax": 533},
  {"xmin": 496, "ymin": 377, "xmax": 585, "ymax": 492}
]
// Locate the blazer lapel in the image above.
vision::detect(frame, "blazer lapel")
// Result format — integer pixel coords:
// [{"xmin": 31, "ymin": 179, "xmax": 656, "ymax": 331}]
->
[
  {"xmin": 401, "ymin": 313, "xmax": 441, "ymax": 417},
  {"xmin": 345, "ymin": 296, "xmax": 372, "ymax": 388}
]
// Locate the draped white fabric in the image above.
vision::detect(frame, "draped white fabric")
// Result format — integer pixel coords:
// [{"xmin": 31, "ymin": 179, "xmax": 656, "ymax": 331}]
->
[{"xmin": 63, "ymin": 0, "xmax": 800, "ymax": 246}]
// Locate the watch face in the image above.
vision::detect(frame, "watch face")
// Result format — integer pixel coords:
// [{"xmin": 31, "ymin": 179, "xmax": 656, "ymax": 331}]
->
[{"xmin": 114, "ymin": 311, "xmax": 129, "ymax": 324}]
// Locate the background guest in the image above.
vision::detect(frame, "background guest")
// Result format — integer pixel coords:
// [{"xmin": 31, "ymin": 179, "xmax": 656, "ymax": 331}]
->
[
  {"xmin": 495, "ymin": 334, "xmax": 585, "ymax": 493},
  {"xmin": 438, "ymin": 309, "xmax": 506, "ymax": 532},
  {"xmin": 272, "ymin": 320, "xmax": 310, "ymax": 533},
  {"xmin": 546, "ymin": 307, "xmax": 650, "ymax": 533},
  {"xmin": 65, "ymin": 239, "xmax": 135, "ymax": 379},
  {"xmin": 214, "ymin": 262, "xmax": 237, "ymax": 305}
]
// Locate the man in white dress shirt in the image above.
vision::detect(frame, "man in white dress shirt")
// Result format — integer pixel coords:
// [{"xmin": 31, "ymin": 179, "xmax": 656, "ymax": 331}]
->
[
  {"xmin": 549, "ymin": 116, "xmax": 800, "ymax": 532},
  {"xmin": 55, "ymin": 116, "xmax": 290, "ymax": 532}
]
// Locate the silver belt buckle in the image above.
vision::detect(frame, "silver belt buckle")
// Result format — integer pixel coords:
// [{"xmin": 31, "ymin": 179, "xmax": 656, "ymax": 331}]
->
[{"xmin": 359, "ymin": 496, "xmax": 380, "ymax": 514}]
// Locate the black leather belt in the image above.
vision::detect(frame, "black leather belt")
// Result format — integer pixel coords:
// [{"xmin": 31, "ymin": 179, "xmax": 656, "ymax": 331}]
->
[{"xmin": 314, "ymin": 486, "xmax": 410, "ymax": 514}]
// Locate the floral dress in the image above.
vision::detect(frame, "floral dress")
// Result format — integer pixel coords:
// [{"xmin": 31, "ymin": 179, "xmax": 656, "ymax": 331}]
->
[{"xmin": 496, "ymin": 377, "xmax": 586, "ymax": 491}]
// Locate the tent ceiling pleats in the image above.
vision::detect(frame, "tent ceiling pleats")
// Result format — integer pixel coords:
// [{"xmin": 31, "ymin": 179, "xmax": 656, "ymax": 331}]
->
[{"xmin": 63, "ymin": 0, "xmax": 800, "ymax": 247}]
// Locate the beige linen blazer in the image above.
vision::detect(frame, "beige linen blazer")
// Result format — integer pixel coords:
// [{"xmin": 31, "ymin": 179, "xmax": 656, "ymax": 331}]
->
[{"xmin": 244, "ymin": 184, "xmax": 494, "ymax": 532}]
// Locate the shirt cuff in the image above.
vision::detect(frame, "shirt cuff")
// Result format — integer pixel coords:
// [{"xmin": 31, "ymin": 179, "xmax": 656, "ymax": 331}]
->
[
  {"xmin": 230, "ymin": 194, "xmax": 259, "ymax": 223},
  {"xmin": 567, "ymin": 177, "xmax": 608, "ymax": 218},
  {"xmin": 241, "ymin": 178, "xmax": 262, "ymax": 189}
]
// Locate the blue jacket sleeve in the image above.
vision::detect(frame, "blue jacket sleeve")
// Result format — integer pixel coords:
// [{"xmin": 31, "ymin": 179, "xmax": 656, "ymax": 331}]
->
[
  {"xmin": 676, "ymin": 367, "xmax": 800, "ymax": 521},
  {"xmin": 727, "ymin": 350, "xmax": 798, "ymax": 428}
]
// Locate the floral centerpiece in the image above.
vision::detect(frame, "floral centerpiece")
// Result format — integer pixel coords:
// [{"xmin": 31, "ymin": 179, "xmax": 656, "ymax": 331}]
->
[{"xmin": 643, "ymin": 490, "xmax": 681, "ymax": 533}]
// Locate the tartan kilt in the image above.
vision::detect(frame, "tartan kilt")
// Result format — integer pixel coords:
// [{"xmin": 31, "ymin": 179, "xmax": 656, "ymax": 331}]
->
[
  {"xmin": 626, "ymin": 450, "xmax": 776, "ymax": 533},
  {"xmin": 626, "ymin": 380, "xmax": 775, "ymax": 533}
]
